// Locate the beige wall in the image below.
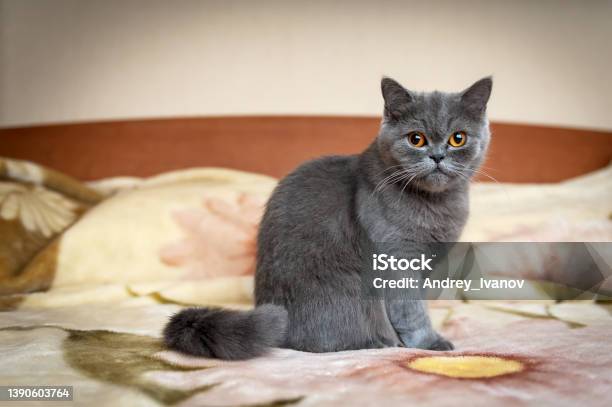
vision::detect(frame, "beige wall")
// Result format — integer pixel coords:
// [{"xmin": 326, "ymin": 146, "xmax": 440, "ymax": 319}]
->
[{"xmin": 1, "ymin": 0, "xmax": 611, "ymax": 130}]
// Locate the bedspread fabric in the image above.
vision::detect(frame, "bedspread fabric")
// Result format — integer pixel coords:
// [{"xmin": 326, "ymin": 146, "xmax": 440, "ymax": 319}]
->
[{"xmin": 1, "ymin": 156, "xmax": 611, "ymax": 406}]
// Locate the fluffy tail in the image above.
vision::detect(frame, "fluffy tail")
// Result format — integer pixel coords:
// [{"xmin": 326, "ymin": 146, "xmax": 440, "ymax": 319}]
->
[{"xmin": 163, "ymin": 304, "xmax": 289, "ymax": 360}]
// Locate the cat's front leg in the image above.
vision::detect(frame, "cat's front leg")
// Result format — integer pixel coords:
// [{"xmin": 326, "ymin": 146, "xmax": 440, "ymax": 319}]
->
[
  {"xmin": 385, "ymin": 299, "xmax": 454, "ymax": 351},
  {"xmin": 377, "ymin": 244, "xmax": 454, "ymax": 351}
]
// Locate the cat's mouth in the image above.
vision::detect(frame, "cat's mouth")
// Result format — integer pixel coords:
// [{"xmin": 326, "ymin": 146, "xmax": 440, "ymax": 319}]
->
[
  {"xmin": 396, "ymin": 164, "xmax": 458, "ymax": 192},
  {"xmin": 430, "ymin": 165, "xmax": 452, "ymax": 176},
  {"xmin": 418, "ymin": 165, "xmax": 457, "ymax": 192}
]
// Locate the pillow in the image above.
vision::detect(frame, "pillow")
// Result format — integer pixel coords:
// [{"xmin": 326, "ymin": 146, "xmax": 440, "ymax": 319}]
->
[
  {"xmin": 1, "ymin": 159, "xmax": 276, "ymax": 309},
  {"xmin": 53, "ymin": 168, "xmax": 276, "ymax": 288},
  {"xmin": 0, "ymin": 157, "xmax": 103, "ymax": 295}
]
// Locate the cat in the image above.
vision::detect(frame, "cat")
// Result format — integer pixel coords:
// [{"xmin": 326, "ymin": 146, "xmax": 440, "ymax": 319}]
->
[{"xmin": 163, "ymin": 76, "xmax": 492, "ymax": 359}]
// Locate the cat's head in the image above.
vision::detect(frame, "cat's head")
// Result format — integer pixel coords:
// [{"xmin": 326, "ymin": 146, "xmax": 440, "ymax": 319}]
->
[{"xmin": 377, "ymin": 77, "xmax": 492, "ymax": 193}]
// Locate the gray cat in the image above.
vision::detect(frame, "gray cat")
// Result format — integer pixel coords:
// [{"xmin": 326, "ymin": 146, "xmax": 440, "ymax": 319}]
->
[{"xmin": 163, "ymin": 76, "xmax": 492, "ymax": 359}]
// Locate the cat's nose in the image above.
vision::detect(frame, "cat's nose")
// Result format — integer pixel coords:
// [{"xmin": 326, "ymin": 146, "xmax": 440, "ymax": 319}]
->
[{"xmin": 429, "ymin": 154, "xmax": 445, "ymax": 164}]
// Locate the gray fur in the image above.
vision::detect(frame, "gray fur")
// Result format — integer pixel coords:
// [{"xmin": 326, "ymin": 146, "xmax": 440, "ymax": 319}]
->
[
  {"xmin": 163, "ymin": 304, "xmax": 288, "ymax": 359},
  {"xmin": 164, "ymin": 76, "xmax": 492, "ymax": 358}
]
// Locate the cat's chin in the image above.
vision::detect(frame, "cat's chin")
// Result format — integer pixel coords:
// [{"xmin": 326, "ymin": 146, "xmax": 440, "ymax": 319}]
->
[{"xmin": 417, "ymin": 171, "xmax": 457, "ymax": 193}]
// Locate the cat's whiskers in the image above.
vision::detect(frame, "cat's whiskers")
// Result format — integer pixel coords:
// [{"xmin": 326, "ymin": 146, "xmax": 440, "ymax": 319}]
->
[
  {"xmin": 375, "ymin": 168, "xmax": 413, "ymax": 190},
  {"xmin": 372, "ymin": 163, "xmax": 424, "ymax": 196},
  {"xmin": 448, "ymin": 162, "xmax": 494, "ymax": 180},
  {"xmin": 373, "ymin": 164, "xmax": 406, "ymax": 178},
  {"xmin": 446, "ymin": 162, "xmax": 512, "ymax": 204},
  {"xmin": 384, "ymin": 164, "xmax": 428, "ymax": 193},
  {"xmin": 395, "ymin": 169, "xmax": 426, "ymax": 205},
  {"xmin": 372, "ymin": 168, "xmax": 410, "ymax": 196}
]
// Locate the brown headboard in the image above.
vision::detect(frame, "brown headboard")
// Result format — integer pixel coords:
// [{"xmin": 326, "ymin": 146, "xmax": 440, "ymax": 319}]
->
[{"xmin": 1, "ymin": 116, "xmax": 610, "ymax": 183}]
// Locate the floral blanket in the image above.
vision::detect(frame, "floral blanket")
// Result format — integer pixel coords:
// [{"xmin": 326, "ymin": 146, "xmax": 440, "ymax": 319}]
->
[{"xmin": 0, "ymin": 157, "xmax": 611, "ymax": 406}]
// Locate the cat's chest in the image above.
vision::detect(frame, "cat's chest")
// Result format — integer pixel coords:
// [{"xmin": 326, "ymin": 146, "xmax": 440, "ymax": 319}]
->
[{"xmin": 361, "ymin": 193, "xmax": 468, "ymax": 243}]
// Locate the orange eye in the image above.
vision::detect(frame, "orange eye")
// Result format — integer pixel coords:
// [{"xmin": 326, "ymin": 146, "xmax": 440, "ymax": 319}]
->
[
  {"xmin": 407, "ymin": 132, "xmax": 427, "ymax": 147},
  {"xmin": 449, "ymin": 131, "xmax": 467, "ymax": 147}
]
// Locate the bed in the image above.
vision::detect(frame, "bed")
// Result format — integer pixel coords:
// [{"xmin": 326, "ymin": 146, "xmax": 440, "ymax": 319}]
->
[{"xmin": 1, "ymin": 117, "xmax": 611, "ymax": 406}]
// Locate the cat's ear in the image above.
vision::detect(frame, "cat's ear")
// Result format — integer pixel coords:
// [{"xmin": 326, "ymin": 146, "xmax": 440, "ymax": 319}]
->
[
  {"xmin": 460, "ymin": 76, "xmax": 492, "ymax": 118},
  {"xmin": 381, "ymin": 77, "xmax": 413, "ymax": 121}
]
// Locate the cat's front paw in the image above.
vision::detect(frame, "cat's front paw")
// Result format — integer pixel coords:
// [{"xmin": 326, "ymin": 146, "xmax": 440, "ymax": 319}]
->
[
  {"xmin": 428, "ymin": 335, "xmax": 454, "ymax": 351},
  {"xmin": 399, "ymin": 330, "xmax": 454, "ymax": 350}
]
